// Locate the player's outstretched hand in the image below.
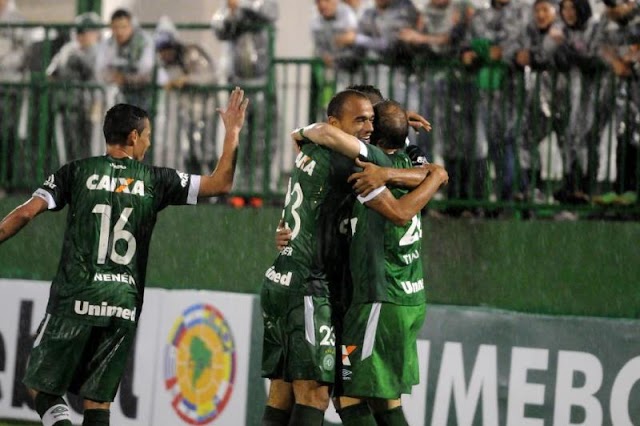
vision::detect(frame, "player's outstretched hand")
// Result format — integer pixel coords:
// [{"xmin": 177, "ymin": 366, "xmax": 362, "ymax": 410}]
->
[
  {"xmin": 217, "ymin": 87, "xmax": 249, "ymax": 137},
  {"xmin": 348, "ymin": 158, "xmax": 388, "ymax": 197},
  {"xmin": 407, "ymin": 110, "xmax": 431, "ymax": 132}
]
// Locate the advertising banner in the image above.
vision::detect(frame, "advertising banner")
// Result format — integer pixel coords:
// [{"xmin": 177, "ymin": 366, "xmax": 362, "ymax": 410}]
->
[
  {"xmin": 1, "ymin": 280, "xmax": 639, "ymax": 426},
  {"xmin": 419, "ymin": 306, "xmax": 640, "ymax": 426}
]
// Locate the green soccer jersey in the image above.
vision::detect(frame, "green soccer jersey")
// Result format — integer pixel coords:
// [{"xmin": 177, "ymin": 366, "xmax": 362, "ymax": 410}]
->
[
  {"xmin": 264, "ymin": 141, "xmax": 389, "ymax": 296},
  {"xmin": 350, "ymin": 149, "xmax": 426, "ymax": 306},
  {"xmin": 33, "ymin": 155, "xmax": 200, "ymax": 326}
]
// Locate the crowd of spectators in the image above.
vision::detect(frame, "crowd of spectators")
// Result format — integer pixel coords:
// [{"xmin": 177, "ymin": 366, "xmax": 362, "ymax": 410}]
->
[{"xmin": 0, "ymin": 0, "xmax": 638, "ymax": 215}]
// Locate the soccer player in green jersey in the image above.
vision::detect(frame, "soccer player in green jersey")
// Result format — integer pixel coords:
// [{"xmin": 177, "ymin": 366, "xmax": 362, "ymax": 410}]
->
[
  {"xmin": 294, "ymin": 100, "xmax": 448, "ymax": 426},
  {"xmin": 0, "ymin": 87, "xmax": 248, "ymax": 426}
]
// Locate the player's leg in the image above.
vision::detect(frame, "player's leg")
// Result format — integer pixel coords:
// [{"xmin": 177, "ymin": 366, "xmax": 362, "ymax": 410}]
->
[
  {"xmin": 286, "ymin": 293, "xmax": 336, "ymax": 424},
  {"xmin": 263, "ymin": 379, "xmax": 293, "ymax": 425},
  {"xmin": 71, "ymin": 322, "xmax": 136, "ymax": 426},
  {"xmin": 29, "ymin": 389, "xmax": 72, "ymax": 426},
  {"xmin": 23, "ymin": 314, "xmax": 92, "ymax": 426},
  {"xmin": 261, "ymin": 284, "xmax": 294, "ymax": 424},
  {"xmin": 82, "ymin": 399, "xmax": 110, "ymax": 426},
  {"xmin": 334, "ymin": 395, "xmax": 376, "ymax": 426},
  {"xmin": 368, "ymin": 398, "xmax": 407, "ymax": 426}
]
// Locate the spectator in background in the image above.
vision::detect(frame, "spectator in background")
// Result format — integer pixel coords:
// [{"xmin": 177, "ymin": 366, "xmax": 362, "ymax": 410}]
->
[
  {"xmin": 460, "ymin": 0, "xmax": 528, "ymax": 203},
  {"xmin": 212, "ymin": 0, "xmax": 279, "ymax": 207},
  {"xmin": 153, "ymin": 16, "xmax": 218, "ymax": 175},
  {"xmin": 0, "ymin": 0, "xmax": 27, "ymax": 196},
  {"xmin": 552, "ymin": 0, "xmax": 605, "ymax": 204},
  {"xmin": 510, "ymin": 0, "xmax": 566, "ymax": 203},
  {"xmin": 96, "ymin": 8, "xmax": 155, "ymax": 111},
  {"xmin": 47, "ymin": 12, "xmax": 103, "ymax": 165},
  {"xmin": 343, "ymin": 0, "xmax": 374, "ymax": 19},
  {"xmin": 401, "ymin": 0, "xmax": 481, "ymax": 214},
  {"xmin": 595, "ymin": 0, "xmax": 640, "ymax": 205},
  {"xmin": 311, "ymin": 0, "xmax": 361, "ymax": 114},
  {"xmin": 335, "ymin": 0, "xmax": 420, "ymax": 108}
]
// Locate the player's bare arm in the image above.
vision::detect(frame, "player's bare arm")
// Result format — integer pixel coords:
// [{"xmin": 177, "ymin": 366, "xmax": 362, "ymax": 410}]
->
[
  {"xmin": 198, "ymin": 87, "xmax": 249, "ymax": 197},
  {"xmin": 348, "ymin": 158, "xmax": 429, "ymax": 196},
  {"xmin": 292, "ymin": 123, "xmax": 362, "ymax": 158},
  {"xmin": 0, "ymin": 196, "xmax": 48, "ymax": 244},
  {"xmin": 365, "ymin": 164, "xmax": 448, "ymax": 226}
]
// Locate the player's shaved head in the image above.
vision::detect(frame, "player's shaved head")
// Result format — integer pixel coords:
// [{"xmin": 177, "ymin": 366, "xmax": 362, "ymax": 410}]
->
[
  {"xmin": 371, "ymin": 100, "xmax": 408, "ymax": 149},
  {"xmin": 327, "ymin": 89, "xmax": 371, "ymax": 119}
]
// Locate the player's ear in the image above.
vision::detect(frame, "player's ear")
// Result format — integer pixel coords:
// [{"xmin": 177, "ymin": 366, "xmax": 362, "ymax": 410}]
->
[
  {"xmin": 126, "ymin": 129, "xmax": 138, "ymax": 146},
  {"xmin": 327, "ymin": 116, "xmax": 339, "ymax": 127}
]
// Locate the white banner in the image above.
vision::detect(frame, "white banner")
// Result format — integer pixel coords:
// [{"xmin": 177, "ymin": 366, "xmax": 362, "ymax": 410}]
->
[
  {"xmin": 150, "ymin": 290, "xmax": 253, "ymax": 426},
  {"xmin": 0, "ymin": 280, "xmax": 254, "ymax": 426}
]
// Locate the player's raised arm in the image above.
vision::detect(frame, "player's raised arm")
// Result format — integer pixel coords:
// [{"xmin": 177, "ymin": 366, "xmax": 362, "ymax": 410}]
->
[
  {"xmin": 292, "ymin": 123, "xmax": 363, "ymax": 159},
  {"xmin": 0, "ymin": 196, "xmax": 48, "ymax": 244},
  {"xmin": 198, "ymin": 87, "xmax": 249, "ymax": 197}
]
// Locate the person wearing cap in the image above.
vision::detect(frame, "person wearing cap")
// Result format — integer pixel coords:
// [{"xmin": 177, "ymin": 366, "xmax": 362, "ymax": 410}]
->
[
  {"xmin": 153, "ymin": 17, "xmax": 218, "ymax": 175},
  {"xmin": 96, "ymin": 8, "xmax": 155, "ymax": 111},
  {"xmin": 47, "ymin": 12, "xmax": 103, "ymax": 164}
]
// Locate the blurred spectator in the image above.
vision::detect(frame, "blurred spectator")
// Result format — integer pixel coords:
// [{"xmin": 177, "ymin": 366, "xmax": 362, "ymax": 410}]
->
[
  {"xmin": 510, "ymin": 0, "xmax": 567, "ymax": 201},
  {"xmin": 212, "ymin": 0, "xmax": 279, "ymax": 205},
  {"xmin": 595, "ymin": 0, "xmax": 640, "ymax": 203},
  {"xmin": 401, "ymin": 0, "xmax": 481, "ymax": 212},
  {"xmin": 47, "ymin": 12, "xmax": 103, "ymax": 164},
  {"xmin": 552, "ymin": 0, "xmax": 605, "ymax": 203},
  {"xmin": 343, "ymin": 0, "xmax": 374, "ymax": 19},
  {"xmin": 153, "ymin": 16, "xmax": 218, "ymax": 175},
  {"xmin": 0, "ymin": 0, "xmax": 27, "ymax": 194},
  {"xmin": 311, "ymin": 0, "xmax": 361, "ymax": 114},
  {"xmin": 335, "ymin": 0, "xmax": 419, "ymax": 109},
  {"xmin": 96, "ymin": 8, "xmax": 155, "ymax": 111},
  {"xmin": 461, "ymin": 0, "xmax": 529, "ymax": 202}
]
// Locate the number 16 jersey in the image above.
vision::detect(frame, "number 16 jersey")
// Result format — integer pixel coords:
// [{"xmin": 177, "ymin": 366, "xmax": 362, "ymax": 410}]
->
[{"xmin": 33, "ymin": 155, "xmax": 200, "ymax": 326}]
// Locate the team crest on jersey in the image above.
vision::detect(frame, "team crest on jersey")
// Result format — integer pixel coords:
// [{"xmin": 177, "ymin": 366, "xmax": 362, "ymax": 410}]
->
[
  {"xmin": 164, "ymin": 303, "xmax": 236, "ymax": 425},
  {"xmin": 342, "ymin": 345, "xmax": 357, "ymax": 366}
]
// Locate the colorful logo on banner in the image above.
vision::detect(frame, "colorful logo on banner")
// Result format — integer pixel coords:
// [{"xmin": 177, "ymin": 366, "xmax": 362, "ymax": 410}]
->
[{"xmin": 164, "ymin": 303, "xmax": 236, "ymax": 425}]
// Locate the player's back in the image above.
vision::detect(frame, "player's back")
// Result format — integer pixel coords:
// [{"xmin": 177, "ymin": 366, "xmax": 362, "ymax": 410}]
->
[
  {"xmin": 39, "ymin": 154, "xmax": 196, "ymax": 325},
  {"xmin": 384, "ymin": 151, "xmax": 425, "ymax": 305}
]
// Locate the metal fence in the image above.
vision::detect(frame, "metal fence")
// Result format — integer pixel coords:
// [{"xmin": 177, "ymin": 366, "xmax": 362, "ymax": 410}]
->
[{"xmin": 0, "ymin": 23, "xmax": 638, "ymax": 218}]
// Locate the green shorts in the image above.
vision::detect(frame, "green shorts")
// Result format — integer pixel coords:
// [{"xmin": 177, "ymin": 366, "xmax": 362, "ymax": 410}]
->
[
  {"xmin": 338, "ymin": 302, "xmax": 426, "ymax": 399},
  {"xmin": 261, "ymin": 283, "xmax": 336, "ymax": 384},
  {"xmin": 23, "ymin": 314, "xmax": 136, "ymax": 402}
]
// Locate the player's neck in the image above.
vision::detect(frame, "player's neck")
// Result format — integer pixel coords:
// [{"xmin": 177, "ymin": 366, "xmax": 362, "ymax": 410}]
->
[{"xmin": 107, "ymin": 146, "xmax": 134, "ymax": 160}]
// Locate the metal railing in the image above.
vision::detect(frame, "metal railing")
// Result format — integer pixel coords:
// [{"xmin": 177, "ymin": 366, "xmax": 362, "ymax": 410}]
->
[{"xmin": 0, "ymin": 22, "xmax": 638, "ymax": 218}]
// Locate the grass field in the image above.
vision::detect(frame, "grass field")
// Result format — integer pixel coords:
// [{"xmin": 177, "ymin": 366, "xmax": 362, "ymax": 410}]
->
[{"xmin": 0, "ymin": 421, "xmax": 38, "ymax": 425}]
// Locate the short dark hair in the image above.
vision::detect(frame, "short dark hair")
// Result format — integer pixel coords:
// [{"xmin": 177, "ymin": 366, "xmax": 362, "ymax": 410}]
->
[
  {"xmin": 346, "ymin": 84, "xmax": 384, "ymax": 105},
  {"xmin": 110, "ymin": 8, "xmax": 132, "ymax": 22},
  {"xmin": 103, "ymin": 104, "xmax": 149, "ymax": 145},
  {"xmin": 327, "ymin": 89, "xmax": 370, "ymax": 119},
  {"xmin": 371, "ymin": 100, "xmax": 408, "ymax": 149}
]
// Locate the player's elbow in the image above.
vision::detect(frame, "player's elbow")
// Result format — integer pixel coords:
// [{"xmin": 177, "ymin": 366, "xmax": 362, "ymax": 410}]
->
[{"xmin": 391, "ymin": 211, "xmax": 412, "ymax": 227}]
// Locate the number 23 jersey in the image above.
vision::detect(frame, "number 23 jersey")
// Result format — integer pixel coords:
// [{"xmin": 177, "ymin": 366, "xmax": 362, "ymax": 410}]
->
[{"xmin": 33, "ymin": 155, "xmax": 200, "ymax": 326}]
